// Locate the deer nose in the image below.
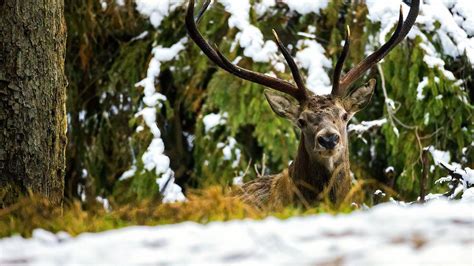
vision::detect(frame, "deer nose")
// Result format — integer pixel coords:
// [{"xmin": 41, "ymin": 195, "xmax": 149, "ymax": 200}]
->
[{"xmin": 317, "ymin": 134, "xmax": 340, "ymax": 149}]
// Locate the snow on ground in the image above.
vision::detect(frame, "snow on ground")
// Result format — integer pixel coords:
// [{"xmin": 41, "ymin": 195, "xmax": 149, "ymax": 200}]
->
[{"xmin": 1, "ymin": 200, "xmax": 472, "ymax": 265}]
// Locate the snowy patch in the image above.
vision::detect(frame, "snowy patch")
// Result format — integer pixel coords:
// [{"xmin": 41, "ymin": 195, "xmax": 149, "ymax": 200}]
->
[
  {"xmin": 95, "ymin": 196, "xmax": 111, "ymax": 212},
  {"xmin": 217, "ymin": 136, "xmax": 241, "ymax": 168},
  {"xmin": 430, "ymin": 155, "xmax": 473, "ymax": 200},
  {"xmin": 416, "ymin": 77, "xmax": 429, "ymax": 100},
  {"xmin": 202, "ymin": 112, "xmax": 228, "ymax": 133},
  {"xmin": 348, "ymin": 118, "xmax": 387, "ymax": 135},
  {"xmin": 131, "ymin": 31, "xmax": 149, "ymax": 42},
  {"xmin": 135, "ymin": 0, "xmax": 185, "ymax": 28},
  {"xmin": 133, "ymin": 38, "xmax": 188, "ymax": 203},
  {"xmin": 135, "ymin": 38, "xmax": 187, "ymax": 108},
  {"xmin": 78, "ymin": 110, "xmax": 87, "ymax": 122},
  {"xmin": 99, "ymin": 0, "xmax": 107, "ymax": 11},
  {"xmin": 427, "ymin": 146, "xmax": 451, "ymax": 165},
  {"xmin": 385, "ymin": 166, "xmax": 395, "ymax": 173},
  {"xmin": 282, "ymin": 0, "xmax": 329, "ymax": 15},
  {"xmin": 156, "ymin": 169, "xmax": 186, "ymax": 203},
  {"xmin": 232, "ymin": 174, "xmax": 244, "ymax": 185},
  {"xmin": 254, "ymin": 0, "xmax": 276, "ymax": 16},
  {"xmin": 0, "ymin": 200, "xmax": 472, "ymax": 265},
  {"xmin": 295, "ymin": 39, "xmax": 332, "ymax": 95},
  {"xmin": 217, "ymin": 0, "xmax": 279, "ymax": 63},
  {"xmin": 374, "ymin": 189, "xmax": 386, "ymax": 197},
  {"xmin": 366, "ymin": 0, "xmax": 474, "ymax": 73},
  {"xmin": 462, "ymin": 187, "xmax": 474, "ymax": 202},
  {"xmin": 118, "ymin": 165, "xmax": 137, "ymax": 181}
]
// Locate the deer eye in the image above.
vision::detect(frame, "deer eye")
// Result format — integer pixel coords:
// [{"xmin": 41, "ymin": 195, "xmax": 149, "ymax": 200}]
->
[
  {"xmin": 297, "ymin": 118, "xmax": 306, "ymax": 128},
  {"xmin": 342, "ymin": 113, "xmax": 349, "ymax": 121}
]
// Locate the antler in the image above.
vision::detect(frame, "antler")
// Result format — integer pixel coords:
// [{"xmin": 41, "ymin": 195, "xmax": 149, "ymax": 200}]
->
[
  {"xmin": 331, "ymin": 0, "xmax": 420, "ymax": 96},
  {"xmin": 186, "ymin": 0, "xmax": 308, "ymax": 103}
]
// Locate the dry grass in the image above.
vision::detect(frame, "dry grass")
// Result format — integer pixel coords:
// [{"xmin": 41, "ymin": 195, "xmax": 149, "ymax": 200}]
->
[{"xmin": 0, "ymin": 185, "xmax": 369, "ymax": 238}]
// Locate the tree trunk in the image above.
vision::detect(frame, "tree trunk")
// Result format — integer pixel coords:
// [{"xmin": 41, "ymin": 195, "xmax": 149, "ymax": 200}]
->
[{"xmin": 0, "ymin": 0, "xmax": 67, "ymax": 206}]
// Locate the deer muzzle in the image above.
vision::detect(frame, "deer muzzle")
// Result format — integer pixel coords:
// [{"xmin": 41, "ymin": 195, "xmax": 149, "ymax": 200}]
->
[{"xmin": 316, "ymin": 131, "xmax": 340, "ymax": 150}]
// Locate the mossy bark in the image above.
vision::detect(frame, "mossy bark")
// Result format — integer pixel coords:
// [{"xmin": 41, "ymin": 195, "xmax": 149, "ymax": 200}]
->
[{"xmin": 0, "ymin": 0, "xmax": 67, "ymax": 206}]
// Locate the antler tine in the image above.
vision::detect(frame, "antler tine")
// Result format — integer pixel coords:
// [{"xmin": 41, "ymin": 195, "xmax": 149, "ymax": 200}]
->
[
  {"xmin": 272, "ymin": 29, "xmax": 308, "ymax": 100},
  {"xmin": 186, "ymin": 0, "xmax": 228, "ymax": 71},
  {"xmin": 195, "ymin": 0, "xmax": 211, "ymax": 24},
  {"xmin": 186, "ymin": 0, "xmax": 306, "ymax": 102},
  {"xmin": 337, "ymin": 0, "xmax": 419, "ymax": 95},
  {"xmin": 395, "ymin": 0, "xmax": 420, "ymax": 43},
  {"xmin": 331, "ymin": 26, "xmax": 351, "ymax": 96},
  {"xmin": 212, "ymin": 45, "xmax": 307, "ymax": 102}
]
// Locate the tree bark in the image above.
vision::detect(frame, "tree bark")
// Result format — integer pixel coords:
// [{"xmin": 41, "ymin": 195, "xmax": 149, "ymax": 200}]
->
[{"xmin": 0, "ymin": 0, "xmax": 67, "ymax": 206}]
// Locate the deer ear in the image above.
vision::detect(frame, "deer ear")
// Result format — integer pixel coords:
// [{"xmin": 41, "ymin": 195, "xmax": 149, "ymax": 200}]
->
[
  {"xmin": 343, "ymin": 79, "xmax": 376, "ymax": 113},
  {"xmin": 264, "ymin": 90, "xmax": 300, "ymax": 123}
]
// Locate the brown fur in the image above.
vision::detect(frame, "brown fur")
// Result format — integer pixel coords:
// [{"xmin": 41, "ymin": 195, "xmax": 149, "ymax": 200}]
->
[{"xmin": 238, "ymin": 94, "xmax": 364, "ymax": 210}]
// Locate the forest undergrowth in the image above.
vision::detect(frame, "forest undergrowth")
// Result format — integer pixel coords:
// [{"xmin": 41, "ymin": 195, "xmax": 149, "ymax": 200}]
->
[{"xmin": 1, "ymin": 182, "xmax": 382, "ymax": 238}]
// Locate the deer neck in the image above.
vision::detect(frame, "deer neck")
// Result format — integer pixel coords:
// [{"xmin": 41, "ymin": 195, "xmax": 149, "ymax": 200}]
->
[{"xmin": 288, "ymin": 134, "xmax": 349, "ymax": 203}]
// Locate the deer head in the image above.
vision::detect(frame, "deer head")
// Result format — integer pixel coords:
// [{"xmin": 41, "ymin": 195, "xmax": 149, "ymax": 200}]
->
[{"xmin": 186, "ymin": 0, "xmax": 418, "ymax": 174}]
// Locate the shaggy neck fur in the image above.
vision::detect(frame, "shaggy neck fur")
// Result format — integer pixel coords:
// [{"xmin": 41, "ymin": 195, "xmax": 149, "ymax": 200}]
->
[{"xmin": 288, "ymin": 134, "xmax": 350, "ymax": 205}]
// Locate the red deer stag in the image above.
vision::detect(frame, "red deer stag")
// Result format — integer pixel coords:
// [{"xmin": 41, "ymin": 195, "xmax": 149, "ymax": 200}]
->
[{"xmin": 186, "ymin": 0, "xmax": 419, "ymax": 209}]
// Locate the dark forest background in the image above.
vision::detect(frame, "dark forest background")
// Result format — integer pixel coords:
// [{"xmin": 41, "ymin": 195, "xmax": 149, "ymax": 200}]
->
[{"xmin": 64, "ymin": 0, "xmax": 472, "ymax": 205}]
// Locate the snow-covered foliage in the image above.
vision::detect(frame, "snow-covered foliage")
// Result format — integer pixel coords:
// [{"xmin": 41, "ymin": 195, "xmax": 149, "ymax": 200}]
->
[
  {"xmin": 295, "ymin": 39, "xmax": 332, "ymax": 94},
  {"xmin": 217, "ymin": 136, "xmax": 241, "ymax": 168},
  {"xmin": 366, "ymin": 0, "xmax": 474, "ymax": 71},
  {"xmin": 1, "ymin": 200, "xmax": 472, "ymax": 264},
  {"xmin": 115, "ymin": 0, "xmax": 473, "ymax": 202},
  {"xmin": 215, "ymin": 0, "xmax": 334, "ymax": 94},
  {"xmin": 427, "ymin": 163, "xmax": 474, "ymax": 201},
  {"xmin": 135, "ymin": 0, "xmax": 185, "ymax": 28},
  {"xmin": 132, "ymin": 36, "xmax": 188, "ymax": 202},
  {"xmin": 218, "ymin": 0, "xmax": 278, "ymax": 63},
  {"xmin": 425, "ymin": 146, "xmax": 474, "ymax": 201},
  {"xmin": 348, "ymin": 118, "xmax": 388, "ymax": 135},
  {"xmin": 202, "ymin": 112, "xmax": 228, "ymax": 133}
]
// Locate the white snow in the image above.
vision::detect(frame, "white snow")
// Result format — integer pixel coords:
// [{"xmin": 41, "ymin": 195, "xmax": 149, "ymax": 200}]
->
[
  {"xmin": 131, "ymin": 31, "xmax": 149, "ymax": 42},
  {"xmin": 217, "ymin": 136, "xmax": 241, "ymax": 168},
  {"xmin": 218, "ymin": 0, "xmax": 279, "ymax": 63},
  {"xmin": 348, "ymin": 118, "xmax": 387, "ymax": 134},
  {"xmin": 281, "ymin": 0, "xmax": 329, "ymax": 15},
  {"xmin": 78, "ymin": 110, "xmax": 86, "ymax": 122},
  {"xmin": 135, "ymin": 0, "xmax": 185, "ymax": 28},
  {"xmin": 427, "ymin": 147, "xmax": 473, "ymax": 200},
  {"xmin": 295, "ymin": 39, "xmax": 332, "ymax": 95},
  {"xmin": 462, "ymin": 187, "xmax": 474, "ymax": 202},
  {"xmin": 135, "ymin": 38, "xmax": 186, "ymax": 108},
  {"xmin": 118, "ymin": 165, "xmax": 137, "ymax": 181},
  {"xmin": 202, "ymin": 112, "xmax": 228, "ymax": 133},
  {"xmin": 95, "ymin": 196, "xmax": 111, "ymax": 212},
  {"xmin": 374, "ymin": 189, "xmax": 386, "ymax": 197},
  {"xmin": 254, "ymin": 0, "xmax": 276, "ymax": 16},
  {"xmin": 99, "ymin": 0, "xmax": 107, "ymax": 10},
  {"xmin": 213, "ymin": 0, "xmax": 332, "ymax": 94},
  {"xmin": 233, "ymin": 175, "xmax": 244, "ymax": 185},
  {"xmin": 131, "ymin": 38, "xmax": 188, "ymax": 203},
  {"xmin": 366, "ymin": 0, "xmax": 474, "ymax": 71},
  {"xmin": 416, "ymin": 77, "xmax": 429, "ymax": 100},
  {"xmin": 427, "ymin": 146, "xmax": 451, "ymax": 165},
  {"xmin": 141, "ymin": 138, "xmax": 169, "ymax": 173},
  {"xmin": 156, "ymin": 170, "xmax": 186, "ymax": 203},
  {"xmin": 416, "ymin": 76, "xmax": 440, "ymax": 100},
  {"xmin": 1, "ymin": 200, "xmax": 472, "ymax": 265}
]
